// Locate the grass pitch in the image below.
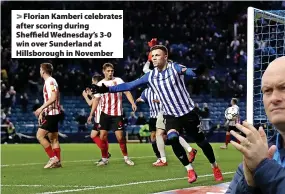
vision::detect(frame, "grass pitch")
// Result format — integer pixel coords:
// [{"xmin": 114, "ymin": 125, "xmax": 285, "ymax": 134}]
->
[{"xmin": 1, "ymin": 143, "xmax": 241, "ymax": 194}]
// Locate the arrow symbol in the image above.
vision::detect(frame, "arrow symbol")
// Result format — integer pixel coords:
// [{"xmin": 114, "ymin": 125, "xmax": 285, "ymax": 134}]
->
[{"xmin": 17, "ymin": 14, "xmax": 22, "ymax": 19}]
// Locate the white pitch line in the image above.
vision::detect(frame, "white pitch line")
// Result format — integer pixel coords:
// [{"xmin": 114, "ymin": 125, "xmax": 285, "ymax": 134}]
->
[
  {"xmin": 1, "ymin": 185, "xmax": 97, "ymax": 188},
  {"xmin": 36, "ymin": 171, "xmax": 235, "ymax": 194},
  {"xmin": 1, "ymin": 156, "xmax": 154, "ymax": 167}
]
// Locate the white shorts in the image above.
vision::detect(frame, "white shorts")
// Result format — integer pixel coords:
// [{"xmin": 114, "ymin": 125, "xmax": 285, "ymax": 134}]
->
[{"xmin": 156, "ymin": 112, "xmax": 165, "ymax": 130}]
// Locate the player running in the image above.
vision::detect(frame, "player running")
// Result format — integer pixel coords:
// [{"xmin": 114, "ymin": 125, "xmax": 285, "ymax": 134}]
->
[
  {"xmin": 34, "ymin": 63, "xmax": 62, "ymax": 169},
  {"xmin": 220, "ymin": 98, "xmax": 240, "ymax": 149},
  {"xmin": 82, "ymin": 75, "xmax": 111, "ymax": 163},
  {"xmin": 91, "ymin": 45, "xmax": 223, "ymax": 183},
  {"xmin": 87, "ymin": 63, "xmax": 137, "ymax": 166}
]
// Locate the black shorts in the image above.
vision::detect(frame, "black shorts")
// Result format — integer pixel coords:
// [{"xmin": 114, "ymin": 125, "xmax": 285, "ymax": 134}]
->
[
  {"xmin": 228, "ymin": 125, "xmax": 239, "ymax": 132},
  {"xmin": 164, "ymin": 110, "xmax": 205, "ymax": 142},
  {"xmin": 149, "ymin": 118, "xmax": 157, "ymax": 132},
  {"xmin": 99, "ymin": 112, "xmax": 124, "ymax": 131},
  {"xmin": 92, "ymin": 123, "xmax": 100, "ymax": 131},
  {"xmin": 39, "ymin": 114, "xmax": 60, "ymax": 133}
]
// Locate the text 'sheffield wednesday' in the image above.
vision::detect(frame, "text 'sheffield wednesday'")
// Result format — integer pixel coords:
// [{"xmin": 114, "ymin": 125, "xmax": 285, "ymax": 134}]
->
[{"xmin": 11, "ymin": 10, "xmax": 124, "ymax": 58}]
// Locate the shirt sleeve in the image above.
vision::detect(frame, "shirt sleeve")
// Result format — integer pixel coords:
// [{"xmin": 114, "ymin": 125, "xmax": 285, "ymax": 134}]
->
[
  {"xmin": 109, "ymin": 73, "xmax": 149, "ymax": 93},
  {"xmin": 173, "ymin": 63, "xmax": 196, "ymax": 77},
  {"xmin": 226, "ymin": 163, "xmax": 259, "ymax": 194},
  {"xmin": 140, "ymin": 90, "xmax": 147, "ymax": 102},
  {"xmin": 116, "ymin": 77, "xmax": 125, "ymax": 84},
  {"xmin": 46, "ymin": 80, "xmax": 58, "ymax": 94},
  {"xmin": 254, "ymin": 158, "xmax": 285, "ymax": 194}
]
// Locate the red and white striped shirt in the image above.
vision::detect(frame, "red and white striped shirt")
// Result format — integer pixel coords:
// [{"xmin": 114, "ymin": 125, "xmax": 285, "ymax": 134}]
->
[
  {"xmin": 94, "ymin": 100, "xmax": 101, "ymax": 123},
  {"xmin": 43, "ymin": 77, "xmax": 61, "ymax": 115},
  {"xmin": 95, "ymin": 77, "xmax": 124, "ymax": 116}
]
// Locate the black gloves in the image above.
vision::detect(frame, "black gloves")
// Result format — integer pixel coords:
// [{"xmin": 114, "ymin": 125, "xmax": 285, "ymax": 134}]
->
[
  {"xmin": 192, "ymin": 65, "xmax": 206, "ymax": 76},
  {"xmin": 90, "ymin": 83, "xmax": 109, "ymax": 94}
]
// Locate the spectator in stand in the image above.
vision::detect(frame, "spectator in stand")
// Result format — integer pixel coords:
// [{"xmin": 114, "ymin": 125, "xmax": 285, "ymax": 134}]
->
[
  {"xmin": 4, "ymin": 88, "xmax": 12, "ymax": 115},
  {"xmin": 9, "ymin": 86, "xmax": 16, "ymax": 107},
  {"xmin": 76, "ymin": 109, "xmax": 87, "ymax": 132},
  {"xmin": 136, "ymin": 112, "xmax": 147, "ymax": 125},
  {"xmin": 59, "ymin": 105, "xmax": 65, "ymax": 125},
  {"xmin": 138, "ymin": 122, "xmax": 150, "ymax": 143},
  {"xmin": 1, "ymin": 109, "xmax": 7, "ymax": 122},
  {"xmin": 20, "ymin": 93, "xmax": 28, "ymax": 113},
  {"xmin": 32, "ymin": 99, "xmax": 41, "ymax": 112},
  {"xmin": 128, "ymin": 112, "xmax": 137, "ymax": 125}
]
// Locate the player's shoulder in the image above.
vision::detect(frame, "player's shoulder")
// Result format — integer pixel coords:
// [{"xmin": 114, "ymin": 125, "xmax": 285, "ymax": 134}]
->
[
  {"xmin": 46, "ymin": 76, "xmax": 58, "ymax": 85},
  {"xmin": 233, "ymin": 105, "xmax": 240, "ymax": 109},
  {"xmin": 114, "ymin": 77, "xmax": 124, "ymax": 83}
]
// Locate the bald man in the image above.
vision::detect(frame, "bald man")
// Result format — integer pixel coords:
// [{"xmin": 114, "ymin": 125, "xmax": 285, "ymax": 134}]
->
[{"xmin": 226, "ymin": 56, "xmax": 285, "ymax": 194}]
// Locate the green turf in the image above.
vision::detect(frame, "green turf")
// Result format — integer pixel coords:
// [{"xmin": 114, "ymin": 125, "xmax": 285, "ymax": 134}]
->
[{"xmin": 1, "ymin": 143, "xmax": 242, "ymax": 194}]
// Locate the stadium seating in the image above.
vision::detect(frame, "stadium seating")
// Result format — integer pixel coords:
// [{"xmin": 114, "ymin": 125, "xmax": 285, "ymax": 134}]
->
[{"xmin": 9, "ymin": 95, "xmax": 246, "ymax": 134}]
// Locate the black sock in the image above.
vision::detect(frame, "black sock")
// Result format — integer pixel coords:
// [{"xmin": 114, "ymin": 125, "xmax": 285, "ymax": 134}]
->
[
  {"xmin": 151, "ymin": 141, "xmax": 161, "ymax": 158},
  {"xmin": 171, "ymin": 138, "xmax": 189, "ymax": 166},
  {"xmin": 197, "ymin": 140, "xmax": 216, "ymax": 164}
]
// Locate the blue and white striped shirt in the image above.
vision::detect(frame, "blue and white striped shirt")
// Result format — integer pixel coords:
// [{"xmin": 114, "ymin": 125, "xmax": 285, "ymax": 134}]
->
[
  {"xmin": 140, "ymin": 88, "xmax": 161, "ymax": 118},
  {"xmin": 109, "ymin": 62, "xmax": 196, "ymax": 117}
]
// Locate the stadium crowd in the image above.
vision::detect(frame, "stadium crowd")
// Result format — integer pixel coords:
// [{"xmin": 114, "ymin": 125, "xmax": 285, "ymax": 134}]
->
[{"xmin": 1, "ymin": 1, "xmax": 284, "ymax": 127}]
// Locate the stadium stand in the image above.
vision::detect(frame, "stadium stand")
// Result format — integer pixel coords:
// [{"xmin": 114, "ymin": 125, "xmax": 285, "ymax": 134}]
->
[{"xmin": 1, "ymin": 1, "xmax": 283, "ymax": 142}]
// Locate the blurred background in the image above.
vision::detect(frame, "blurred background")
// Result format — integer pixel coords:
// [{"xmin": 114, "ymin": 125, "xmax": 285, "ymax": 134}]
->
[{"xmin": 1, "ymin": 1, "xmax": 284, "ymax": 144}]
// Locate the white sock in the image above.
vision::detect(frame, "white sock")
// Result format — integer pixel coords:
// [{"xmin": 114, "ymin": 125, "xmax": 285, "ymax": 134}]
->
[
  {"xmin": 156, "ymin": 135, "xmax": 166, "ymax": 161},
  {"xmin": 160, "ymin": 157, "xmax": 166, "ymax": 163},
  {"xmin": 124, "ymin": 156, "xmax": 128, "ymax": 160},
  {"xmin": 211, "ymin": 161, "xmax": 218, "ymax": 168},
  {"xmin": 179, "ymin": 136, "xmax": 192, "ymax": 152},
  {"xmin": 102, "ymin": 158, "xmax": 108, "ymax": 162},
  {"xmin": 185, "ymin": 163, "xmax": 193, "ymax": 171}
]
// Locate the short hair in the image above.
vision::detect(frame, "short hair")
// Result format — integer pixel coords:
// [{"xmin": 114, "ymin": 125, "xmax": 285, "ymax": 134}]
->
[
  {"xmin": 41, "ymin": 63, "xmax": 53, "ymax": 75},
  {"xmin": 102, "ymin": 63, "xmax": 114, "ymax": 70},
  {"xmin": 92, "ymin": 75, "xmax": 102, "ymax": 82},
  {"xmin": 232, "ymin": 98, "xmax": 238, "ymax": 104},
  {"xmin": 150, "ymin": 45, "xmax": 168, "ymax": 56}
]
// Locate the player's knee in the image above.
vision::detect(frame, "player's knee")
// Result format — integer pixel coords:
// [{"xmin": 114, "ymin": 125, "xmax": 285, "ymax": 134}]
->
[
  {"xmin": 49, "ymin": 137, "xmax": 59, "ymax": 145},
  {"xmin": 100, "ymin": 134, "xmax": 107, "ymax": 141},
  {"xmin": 36, "ymin": 132, "xmax": 45, "ymax": 141},
  {"xmin": 167, "ymin": 131, "xmax": 179, "ymax": 142},
  {"xmin": 90, "ymin": 131, "xmax": 98, "ymax": 139},
  {"xmin": 156, "ymin": 129, "xmax": 164, "ymax": 136},
  {"xmin": 36, "ymin": 134, "xmax": 44, "ymax": 141},
  {"xmin": 196, "ymin": 139, "xmax": 208, "ymax": 147}
]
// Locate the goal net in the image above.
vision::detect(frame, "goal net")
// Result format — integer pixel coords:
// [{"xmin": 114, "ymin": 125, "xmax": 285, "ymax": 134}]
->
[{"xmin": 247, "ymin": 7, "xmax": 285, "ymax": 136}]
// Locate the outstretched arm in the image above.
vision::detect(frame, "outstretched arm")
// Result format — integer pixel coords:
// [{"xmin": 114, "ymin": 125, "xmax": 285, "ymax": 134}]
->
[
  {"xmin": 109, "ymin": 73, "xmax": 149, "ymax": 93},
  {"xmin": 124, "ymin": 91, "xmax": 137, "ymax": 112},
  {"xmin": 173, "ymin": 63, "xmax": 196, "ymax": 77}
]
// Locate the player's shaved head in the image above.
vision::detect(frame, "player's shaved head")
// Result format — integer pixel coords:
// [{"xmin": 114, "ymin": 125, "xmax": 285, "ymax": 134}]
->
[{"xmin": 261, "ymin": 56, "xmax": 285, "ymax": 131}]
